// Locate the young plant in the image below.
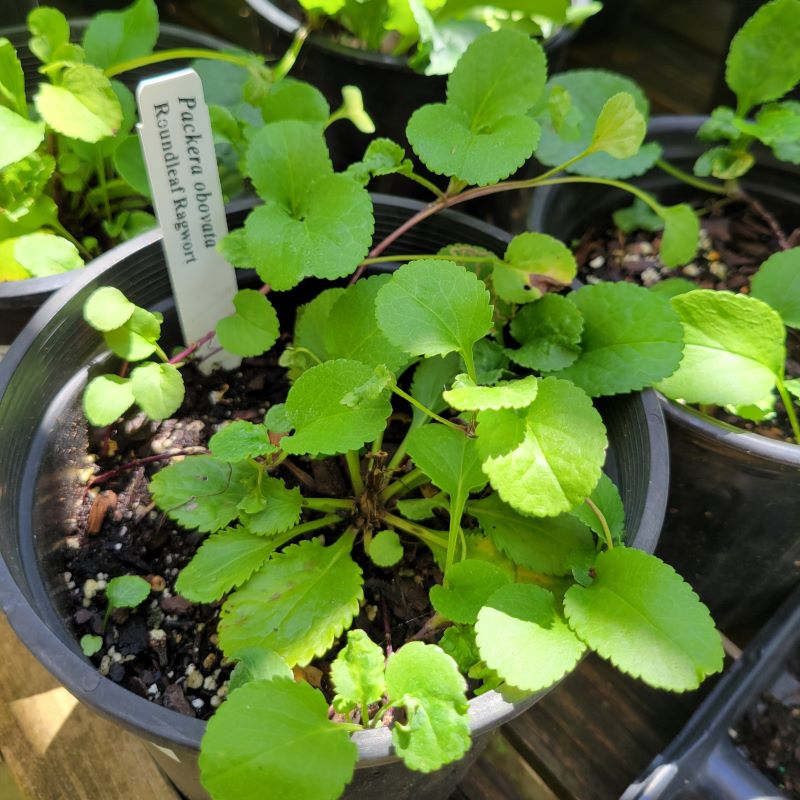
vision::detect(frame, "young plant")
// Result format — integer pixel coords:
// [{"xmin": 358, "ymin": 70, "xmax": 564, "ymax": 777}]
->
[
  {"xmin": 80, "ymin": 29, "xmax": 723, "ymax": 800},
  {"xmin": 656, "ymin": 247, "xmax": 800, "ymax": 442},
  {"xmin": 0, "ymin": 0, "xmax": 322, "ymax": 281},
  {"xmin": 289, "ymin": 0, "xmax": 600, "ymax": 76}
]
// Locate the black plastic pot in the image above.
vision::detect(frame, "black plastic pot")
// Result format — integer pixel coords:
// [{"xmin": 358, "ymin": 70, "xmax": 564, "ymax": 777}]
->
[
  {"xmin": 0, "ymin": 195, "xmax": 669, "ymax": 799},
  {"xmin": 0, "ymin": 20, "xmax": 236, "ymax": 347},
  {"xmin": 621, "ymin": 582, "xmax": 800, "ymax": 800},
  {"xmin": 528, "ymin": 115, "xmax": 800, "ymax": 640},
  {"xmin": 245, "ymin": 0, "xmax": 587, "ymax": 233}
]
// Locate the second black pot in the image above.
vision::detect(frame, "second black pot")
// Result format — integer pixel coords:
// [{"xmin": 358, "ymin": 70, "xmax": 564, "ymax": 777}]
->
[
  {"xmin": 0, "ymin": 195, "xmax": 669, "ymax": 799},
  {"xmin": 528, "ymin": 115, "xmax": 800, "ymax": 640}
]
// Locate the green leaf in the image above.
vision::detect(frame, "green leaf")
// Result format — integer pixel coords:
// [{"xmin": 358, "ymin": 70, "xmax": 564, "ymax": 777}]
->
[
  {"xmin": 216, "ymin": 289, "xmax": 280, "ymax": 358},
  {"xmin": 476, "ymin": 377, "xmax": 607, "ymax": 517},
  {"xmin": 368, "ymin": 530, "xmax": 404, "ymax": 567},
  {"xmin": 656, "ymin": 290, "xmax": 785, "ymax": 406},
  {"xmin": 239, "ymin": 477, "xmax": 303, "ymax": 536},
  {"xmin": 334, "ymin": 85, "xmax": 375, "ymax": 134},
  {"xmin": 12, "ymin": 232, "xmax": 83, "ymax": 277},
  {"xmin": 331, "ymin": 629, "xmax": 386, "ymax": 713},
  {"xmin": 568, "ymin": 472, "xmax": 626, "ymax": 545},
  {"xmin": 725, "ymin": 0, "xmax": 800, "ymax": 114},
  {"xmin": 443, "ymin": 374, "xmax": 538, "ymax": 411},
  {"xmin": 507, "ymin": 294, "xmax": 584, "ymax": 371},
  {"xmin": 536, "ymin": 70, "xmax": 661, "ymax": 179},
  {"xmin": 657, "ymin": 203, "xmax": 699, "ymax": 268},
  {"xmin": 375, "ymin": 260, "xmax": 492, "ymax": 362},
  {"xmin": 0, "ymin": 37, "xmax": 27, "ymax": 116},
  {"xmin": 438, "ymin": 625, "xmax": 480, "ymax": 673},
  {"xmin": 493, "ymin": 233, "xmax": 577, "ymax": 304},
  {"xmin": 219, "ymin": 531, "xmax": 363, "ymax": 665},
  {"xmin": 130, "ymin": 362, "xmax": 184, "ymax": 420},
  {"xmin": 694, "ymin": 145, "xmax": 755, "ymax": 180},
  {"xmin": 113, "ymin": 134, "xmax": 151, "ymax": 197},
  {"xmin": 649, "ymin": 277, "xmax": 695, "ymax": 299},
  {"xmin": 407, "ymin": 30, "xmax": 545, "ymax": 185},
  {"xmin": 395, "ymin": 496, "xmax": 447, "ymax": 521},
  {"xmin": 406, "ymin": 424, "xmax": 486, "ymax": 500},
  {"xmin": 80, "ymin": 634, "xmax": 103, "ymax": 657},
  {"xmin": 476, "ymin": 583, "xmax": 586, "ymax": 691},
  {"xmin": 176, "ymin": 527, "xmax": 278, "ymax": 604},
  {"xmin": 200, "ymin": 679, "xmax": 358, "ymax": 800},
  {"xmin": 239, "ymin": 121, "xmax": 373, "ymax": 289},
  {"xmin": 209, "ymin": 420, "xmax": 275, "ymax": 462},
  {"xmin": 469, "ymin": 493, "xmax": 595, "ymax": 574},
  {"xmin": 409, "ymin": 353, "xmax": 461, "ymax": 429},
  {"xmin": 228, "ymin": 648, "xmax": 293, "ymax": 693},
  {"xmin": 28, "ymin": 8, "xmax": 74, "ymax": 64},
  {"xmin": 0, "ymin": 152, "xmax": 54, "ymax": 221},
  {"xmin": 104, "ymin": 306, "xmax": 162, "ymax": 361},
  {"xmin": 261, "ymin": 78, "xmax": 329, "ymax": 127},
  {"xmin": 613, "ymin": 198, "xmax": 664, "ymax": 234},
  {"xmin": 386, "ymin": 642, "xmax": 470, "ymax": 772},
  {"xmin": 345, "ymin": 138, "xmax": 412, "ymax": 186},
  {"xmin": 751, "ymin": 247, "xmax": 800, "ymax": 328},
  {"xmin": 82, "ymin": 0, "xmax": 158, "ymax": 70},
  {"xmin": 106, "ymin": 574, "xmax": 150, "ymax": 611},
  {"xmin": 430, "ymin": 559, "xmax": 511, "ymax": 624},
  {"xmin": 35, "ymin": 65, "xmax": 122, "ymax": 143},
  {"xmin": 281, "ymin": 360, "xmax": 392, "ymax": 456},
  {"xmin": 340, "ymin": 364, "xmax": 394, "ymax": 407},
  {"xmin": 324, "ymin": 275, "xmax": 411, "ymax": 373},
  {"xmin": 0, "ymin": 107, "xmax": 45, "ymax": 170},
  {"xmin": 264, "ymin": 403, "xmax": 292, "ymax": 433},
  {"xmin": 83, "ymin": 374, "xmax": 135, "ymax": 426},
  {"xmin": 564, "ymin": 547, "xmax": 724, "ymax": 691},
  {"xmin": 589, "ymin": 92, "xmax": 646, "ymax": 159},
  {"xmin": 552, "ymin": 282, "xmax": 684, "ymax": 396},
  {"xmin": 151, "ymin": 456, "xmax": 252, "ymax": 533},
  {"xmin": 293, "ymin": 288, "xmax": 345, "ymax": 365}
]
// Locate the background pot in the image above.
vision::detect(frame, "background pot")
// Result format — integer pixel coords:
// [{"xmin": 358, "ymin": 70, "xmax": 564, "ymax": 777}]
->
[
  {"xmin": 527, "ymin": 115, "xmax": 800, "ymax": 640},
  {"xmin": 0, "ymin": 19, "xmax": 236, "ymax": 347},
  {"xmin": 0, "ymin": 195, "xmax": 669, "ymax": 799},
  {"xmin": 621, "ymin": 582, "xmax": 800, "ymax": 800}
]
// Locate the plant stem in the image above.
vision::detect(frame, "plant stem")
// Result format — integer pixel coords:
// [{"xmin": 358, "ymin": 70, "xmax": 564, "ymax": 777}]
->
[
  {"xmin": 382, "ymin": 512, "xmax": 448, "ymax": 550},
  {"xmin": 400, "ymin": 171, "xmax": 445, "ymax": 199},
  {"xmin": 50, "ymin": 219, "xmax": 92, "ymax": 259},
  {"xmin": 444, "ymin": 499, "xmax": 461, "ymax": 576},
  {"xmin": 168, "ymin": 330, "xmax": 216, "ymax": 365},
  {"xmin": 89, "ymin": 448, "xmax": 207, "ymax": 487},
  {"xmin": 776, "ymin": 376, "xmax": 800, "ymax": 443},
  {"xmin": 386, "ymin": 434, "xmax": 409, "ymax": 471},
  {"xmin": 655, "ymin": 158, "xmax": 729, "ymax": 196},
  {"xmin": 379, "ymin": 466, "xmax": 426, "ymax": 501},
  {"xmin": 104, "ymin": 49, "xmax": 267, "ymax": 78},
  {"xmin": 302, "ymin": 497, "xmax": 355, "ymax": 512},
  {"xmin": 272, "ymin": 28, "xmax": 309, "ymax": 82},
  {"xmin": 391, "ymin": 385, "xmax": 463, "ymax": 431},
  {"xmin": 276, "ymin": 514, "xmax": 341, "ymax": 545},
  {"xmin": 585, "ymin": 497, "xmax": 614, "ymax": 550},
  {"xmin": 360, "ymin": 253, "xmax": 498, "ymax": 267},
  {"xmin": 345, "ymin": 450, "xmax": 364, "ymax": 495},
  {"xmin": 94, "ymin": 154, "xmax": 111, "ymax": 220}
]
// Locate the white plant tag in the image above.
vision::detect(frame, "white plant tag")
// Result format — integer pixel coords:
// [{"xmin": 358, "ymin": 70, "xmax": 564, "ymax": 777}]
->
[{"xmin": 136, "ymin": 68, "xmax": 240, "ymax": 373}]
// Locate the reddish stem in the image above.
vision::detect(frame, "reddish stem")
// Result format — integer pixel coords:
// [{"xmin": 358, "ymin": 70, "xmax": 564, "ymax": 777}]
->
[
  {"xmin": 88, "ymin": 449, "xmax": 205, "ymax": 487},
  {"xmin": 168, "ymin": 330, "xmax": 215, "ymax": 365}
]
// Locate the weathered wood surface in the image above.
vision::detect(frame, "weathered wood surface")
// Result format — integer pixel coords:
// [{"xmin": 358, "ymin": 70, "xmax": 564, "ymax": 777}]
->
[{"xmin": 0, "ymin": 614, "xmax": 179, "ymax": 800}]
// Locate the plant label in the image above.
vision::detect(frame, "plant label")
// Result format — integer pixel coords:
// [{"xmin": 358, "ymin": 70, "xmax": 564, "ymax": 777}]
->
[{"xmin": 136, "ymin": 68, "xmax": 240, "ymax": 372}]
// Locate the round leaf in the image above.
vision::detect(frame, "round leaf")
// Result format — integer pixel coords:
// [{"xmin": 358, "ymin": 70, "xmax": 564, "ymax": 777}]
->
[
  {"xmin": 82, "ymin": 0, "xmax": 159, "ymax": 69},
  {"xmin": 564, "ymin": 548, "xmax": 724, "ymax": 691},
  {"xmin": 106, "ymin": 574, "xmax": 150, "ymax": 611},
  {"xmin": 209, "ymin": 420, "xmax": 275, "ymax": 462},
  {"xmin": 200, "ymin": 679, "xmax": 358, "ymax": 800},
  {"xmin": 476, "ymin": 583, "xmax": 586, "ymax": 691},
  {"xmin": 750, "ymin": 247, "xmax": 800, "ymax": 328},
  {"xmin": 130, "ymin": 362, "xmax": 184, "ymax": 420},
  {"xmin": 83, "ymin": 286, "xmax": 135, "ymax": 332},
  {"xmin": 477, "ymin": 377, "xmax": 607, "ymax": 517},
  {"xmin": 368, "ymin": 530, "xmax": 404, "ymax": 568},
  {"xmin": 228, "ymin": 648, "xmax": 292, "ymax": 693},
  {"xmin": 216, "ymin": 289, "xmax": 279, "ymax": 358},
  {"xmin": 104, "ymin": 306, "xmax": 162, "ymax": 361},
  {"xmin": 429, "ymin": 559, "xmax": 512, "ymax": 623},
  {"xmin": 658, "ymin": 203, "xmax": 699, "ymax": 268},
  {"xmin": 589, "ymin": 92, "xmax": 646, "ymax": 159},
  {"xmin": 83, "ymin": 374, "xmax": 135, "ymax": 426}
]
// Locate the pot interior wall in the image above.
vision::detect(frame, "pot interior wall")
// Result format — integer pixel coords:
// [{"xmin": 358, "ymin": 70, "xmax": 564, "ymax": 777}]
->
[{"xmin": 0, "ymin": 196, "xmax": 666, "ymax": 798}]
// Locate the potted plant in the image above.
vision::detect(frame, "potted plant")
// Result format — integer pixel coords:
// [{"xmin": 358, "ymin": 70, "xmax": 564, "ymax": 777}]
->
[
  {"xmin": 0, "ymin": 29, "xmax": 722, "ymax": 800},
  {"xmin": 0, "ymin": 0, "xmax": 310, "ymax": 345},
  {"xmin": 527, "ymin": 0, "xmax": 800, "ymax": 639},
  {"xmin": 621, "ymin": 582, "xmax": 800, "ymax": 800}
]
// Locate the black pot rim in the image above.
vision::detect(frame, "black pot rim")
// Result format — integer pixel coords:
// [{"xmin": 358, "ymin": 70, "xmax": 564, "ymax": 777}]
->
[
  {"xmin": 245, "ymin": 0, "xmax": 584, "ymax": 70},
  {"xmin": 0, "ymin": 193, "xmax": 667, "ymax": 762},
  {"xmin": 0, "ymin": 18, "xmax": 237, "ymax": 308}
]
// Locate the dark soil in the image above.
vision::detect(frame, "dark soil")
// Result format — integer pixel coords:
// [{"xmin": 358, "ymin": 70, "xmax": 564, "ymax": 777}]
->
[
  {"xmin": 730, "ymin": 646, "xmax": 800, "ymax": 798},
  {"xmin": 61, "ymin": 350, "xmax": 442, "ymax": 722},
  {"xmin": 574, "ymin": 195, "xmax": 800, "ymax": 442}
]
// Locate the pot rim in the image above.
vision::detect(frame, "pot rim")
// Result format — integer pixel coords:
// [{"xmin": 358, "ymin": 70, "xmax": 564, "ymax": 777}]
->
[
  {"xmin": 0, "ymin": 194, "xmax": 665, "ymax": 763},
  {"xmin": 0, "ymin": 18, "xmax": 237, "ymax": 307},
  {"xmin": 245, "ymin": 0, "xmax": 585, "ymax": 69}
]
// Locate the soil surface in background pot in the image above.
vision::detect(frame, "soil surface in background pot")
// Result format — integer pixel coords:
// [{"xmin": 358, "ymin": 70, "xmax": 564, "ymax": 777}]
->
[
  {"xmin": 573, "ymin": 194, "xmax": 800, "ymax": 442},
  {"xmin": 730, "ymin": 644, "xmax": 800, "ymax": 798},
  {"xmin": 60, "ymin": 349, "xmax": 443, "ymax": 723}
]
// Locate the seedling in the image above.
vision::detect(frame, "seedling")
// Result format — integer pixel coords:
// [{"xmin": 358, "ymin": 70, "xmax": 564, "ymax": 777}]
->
[
  {"xmin": 103, "ymin": 574, "xmax": 151, "ymax": 627},
  {"xmin": 79, "ymin": 28, "xmax": 723, "ymax": 800},
  {"xmin": 80, "ymin": 634, "xmax": 103, "ymax": 656}
]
